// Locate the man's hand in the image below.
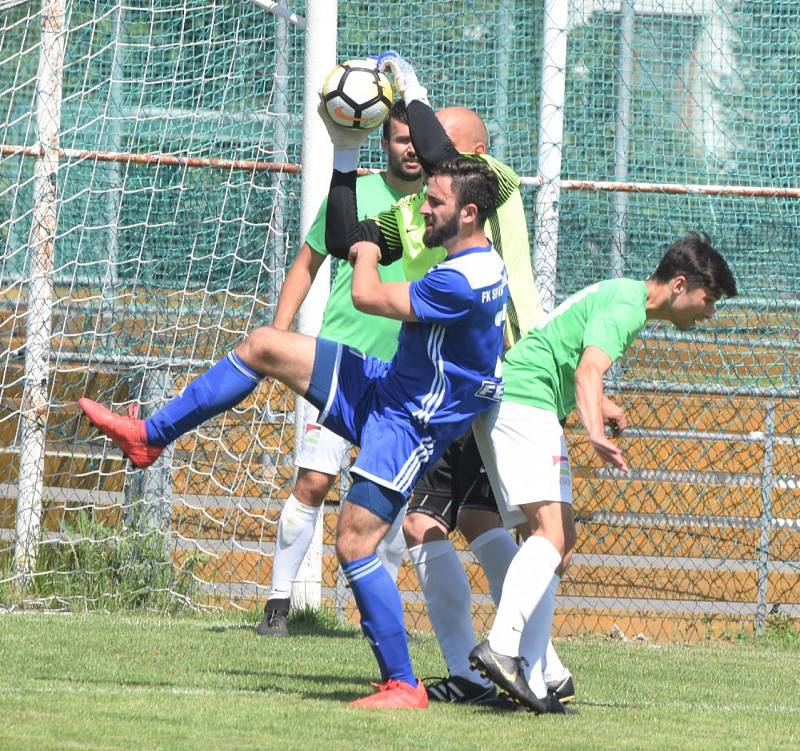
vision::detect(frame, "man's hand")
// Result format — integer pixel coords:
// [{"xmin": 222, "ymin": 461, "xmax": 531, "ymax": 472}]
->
[
  {"xmin": 348, "ymin": 241, "xmax": 381, "ymax": 268},
  {"xmin": 317, "ymin": 99, "xmax": 373, "ymax": 151},
  {"xmin": 601, "ymin": 396, "xmax": 627, "ymax": 437},
  {"xmin": 588, "ymin": 432, "xmax": 629, "ymax": 472},
  {"xmin": 375, "ymin": 50, "xmax": 429, "ymax": 105}
]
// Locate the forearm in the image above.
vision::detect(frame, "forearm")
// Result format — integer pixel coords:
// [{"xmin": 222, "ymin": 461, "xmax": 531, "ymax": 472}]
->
[
  {"xmin": 272, "ymin": 245, "xmax": 324, "ymax": 331},
  {"xmin": 407, "ymin": 100, "xmax": 460, "ymax": 173},
  {"xmin": 351, "ymin": 255, "xmax": 383, "ymax": 311},
  {"xmin": 325, "ymin": 169, "xmax": 388, "ymax": 259},
  {"xmin": 574, "ymin": 364, "xmax": 606, "ymax": 439},
  {"xmin": 350, "ymin": 243, "xmax": 414, "ymax": 320}
]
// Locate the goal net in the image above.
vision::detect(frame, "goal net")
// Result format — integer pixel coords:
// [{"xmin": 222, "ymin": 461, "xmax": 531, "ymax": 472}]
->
[{"xmin": 1, "ymin": 0, "xmax": 799, "ymax": 638}]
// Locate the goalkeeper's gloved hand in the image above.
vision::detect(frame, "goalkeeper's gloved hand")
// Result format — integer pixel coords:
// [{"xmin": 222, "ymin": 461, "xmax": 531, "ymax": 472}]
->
[
  {"xmin": 375, "ymin": 50, "xmax": 430, "ymax": 106},
  {"xmin": 317, "ymin": 99, "xmax": 372, "ymax": 153}
]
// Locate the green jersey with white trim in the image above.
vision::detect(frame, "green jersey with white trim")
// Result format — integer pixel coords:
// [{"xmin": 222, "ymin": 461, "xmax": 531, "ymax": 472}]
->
[
  {"xmin": 305, "ymin": 172, "xmax": 408, "ymax": 362},
  {"xmin": 502, "ymin": 278, "xmax": 648, "ymax": 419},
  {"xmin": 373, "ymin": 153, "xmax": 543, "ymax": 345}
]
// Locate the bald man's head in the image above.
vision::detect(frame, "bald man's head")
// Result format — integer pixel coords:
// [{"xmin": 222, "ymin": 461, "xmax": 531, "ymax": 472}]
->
[{"xmin": 436, "ymin": 106, "xmax": 489, "ymax": 155}]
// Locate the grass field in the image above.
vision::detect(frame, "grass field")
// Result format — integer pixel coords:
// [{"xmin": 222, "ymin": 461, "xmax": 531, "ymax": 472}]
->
[{"xmin": 1, "ymin": 611, "xmax": 798, "ymax": 751}]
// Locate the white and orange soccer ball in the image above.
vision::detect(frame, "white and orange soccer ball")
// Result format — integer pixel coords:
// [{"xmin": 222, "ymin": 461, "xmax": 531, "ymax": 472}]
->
[{"xmin": 321, "ymin": 60, "xmax": 394, "ymax": 130}]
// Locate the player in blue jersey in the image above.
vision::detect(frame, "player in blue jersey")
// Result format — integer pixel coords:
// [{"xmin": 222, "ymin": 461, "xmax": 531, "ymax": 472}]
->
[
  {"xmin": 79, "ymin": 150, "xmax": 508, "ymax": 709},
  {"xmin": 321, "ymin": 52, "xmax": 573, "ymax": 708}
]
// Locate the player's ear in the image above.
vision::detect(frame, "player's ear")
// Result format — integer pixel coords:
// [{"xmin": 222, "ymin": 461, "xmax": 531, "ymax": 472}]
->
[
  {"xmin": 461, "ymin": 202, "xmax": 479, "ymax": 225},
  {"xmin": 670, "ymin": 274, "xmax": 688, "ymax": 295}
]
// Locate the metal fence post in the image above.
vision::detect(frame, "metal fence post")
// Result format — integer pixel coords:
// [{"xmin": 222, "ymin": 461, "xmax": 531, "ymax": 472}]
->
[
  {"xmin": 123, "ymin": 369, "xmax": 174, "ymax": 536},
  {"xmin": 755, "ymin": 402, "xmax": 775, "ymax": 635}
]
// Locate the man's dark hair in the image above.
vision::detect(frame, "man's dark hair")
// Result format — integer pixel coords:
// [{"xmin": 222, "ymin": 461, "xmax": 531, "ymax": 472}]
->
[
  {"xmin": 382, "ymin": 99, "xmax": 409, "ymax": 140},
  {"xmin": 650, "ymin": 231, "xmax": 737, "ymax": 299},
  {"xmin": 431, "ymin": 156, "xmax": 499, "ymax": 224}
]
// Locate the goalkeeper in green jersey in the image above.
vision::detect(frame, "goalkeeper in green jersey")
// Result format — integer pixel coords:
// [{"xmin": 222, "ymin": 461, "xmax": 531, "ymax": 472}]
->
[{"xmin": 324, "ymin": 50, "xmax": 572, "ymax": 710}]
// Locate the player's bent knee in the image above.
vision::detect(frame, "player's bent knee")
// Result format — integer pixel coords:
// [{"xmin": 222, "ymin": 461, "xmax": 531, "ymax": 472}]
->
[
  {"xmin": 336, "ymin": 481, "xmax": 399, "ymax": 563},
  {"xmin": 403, "ymin": 510, "xmax": 447, "ymax": 547},
  {"xmin": 557, "ymin": 548, "xmax": 574, "ymax": 576},
  {"xmin": 236, "ymin": 325, "xmax": 278, "ymax": 374},
  {"xmin": 294, "ymin": 469, "xmax": 336, "ymax": 506},
  {"xmin": 456, "ymin": 508, "xmax": 502, "ymax": 543}
]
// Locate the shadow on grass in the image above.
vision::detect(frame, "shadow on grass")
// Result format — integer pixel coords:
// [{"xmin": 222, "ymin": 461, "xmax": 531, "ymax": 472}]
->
[
  {"xmin": 204, "ymin": 606, "xmax": 361, "ymax": 639},
  {"xmin": 215, "ymin": 668, "xmax": 370, "ymax": 700},
  {"xmin": 38, "ymin": 669, "xmax": 371, "ymax": 700}
]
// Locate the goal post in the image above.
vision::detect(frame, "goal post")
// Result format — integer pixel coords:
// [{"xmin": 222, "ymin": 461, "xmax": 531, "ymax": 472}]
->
[
  {"xmin": 289, "ymin": 0, "xmax": 337, "ymax": 611},
  {"xmin": 13, "ymin": 0, "xmax": 66, "ymax": 585}
]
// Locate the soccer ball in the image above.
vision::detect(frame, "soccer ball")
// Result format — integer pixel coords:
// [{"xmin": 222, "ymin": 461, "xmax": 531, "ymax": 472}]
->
[{"xmin": 321, "ymin": 60, "xmax": 394, "ymax": 130}]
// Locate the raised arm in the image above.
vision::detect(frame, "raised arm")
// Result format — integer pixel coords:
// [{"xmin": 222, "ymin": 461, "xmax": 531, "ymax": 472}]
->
[
  {"xmin": 406, "ymin": 100, "xmax": 459, "ymax": 174},
  {"xmin": 376, "ymin": 51, "xmax": 459, "ymax": 173},
  {"xmin": 324, "ymin": 168, "xmax": 386, "ymax": 259}
]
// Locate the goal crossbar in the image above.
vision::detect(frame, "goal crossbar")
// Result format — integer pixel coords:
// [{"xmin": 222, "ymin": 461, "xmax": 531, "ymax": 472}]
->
[{"xmin": 4, "ymin": 143, "xmax": 799, "ymax": 198}]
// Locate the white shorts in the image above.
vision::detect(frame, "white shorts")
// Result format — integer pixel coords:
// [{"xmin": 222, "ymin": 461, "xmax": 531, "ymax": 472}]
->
[
  {"xmin": 294, "ymin": 398, "xmax": 353, "ymax": 476},
  {"xmin": 472, "ymin": 400, "xmax": 573, "ymax": 530}
]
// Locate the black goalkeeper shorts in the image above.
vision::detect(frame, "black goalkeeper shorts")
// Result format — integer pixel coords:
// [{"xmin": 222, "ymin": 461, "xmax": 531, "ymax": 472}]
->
[{"xmin": 407, "ymin": 430, "xmax": 498, "ymax": 533}]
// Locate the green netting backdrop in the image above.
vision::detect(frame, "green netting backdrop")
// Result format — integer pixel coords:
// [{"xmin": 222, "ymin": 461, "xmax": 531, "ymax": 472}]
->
[{"xmin": 1, "ymin": 0, "xmax": 799, "ymax": 638}]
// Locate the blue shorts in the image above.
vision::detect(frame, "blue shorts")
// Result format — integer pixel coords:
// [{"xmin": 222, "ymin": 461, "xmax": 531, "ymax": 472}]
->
[{"xmin": 305, "ymin": 338, "xmax": 450, "ymax": 519}]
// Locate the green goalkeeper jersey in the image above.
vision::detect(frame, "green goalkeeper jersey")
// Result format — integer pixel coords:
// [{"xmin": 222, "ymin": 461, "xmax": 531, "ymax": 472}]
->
[
  {"xmin": 373, "ymin": 153, "xmax": 543, "ymax": 346},
  {"xmin": 305, "ymin": 172, "xmax": 408, "ymax": 362},
  {"xmin": 502, "ymin": 278, "xmax": 648, "ymax": 419}
]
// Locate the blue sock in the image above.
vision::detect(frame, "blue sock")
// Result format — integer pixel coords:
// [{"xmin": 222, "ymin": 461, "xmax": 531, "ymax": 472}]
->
[
  {"xmin": 145, "ymin": 352, "xmax": 262, "ymax": 446},
  {"xmin": 342, "ymin": 554, "xmax": 416, "ymax": 687}
]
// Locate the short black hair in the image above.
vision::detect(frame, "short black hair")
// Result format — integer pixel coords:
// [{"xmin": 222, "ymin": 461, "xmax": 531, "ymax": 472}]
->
[
  {"xmin": 651, "ymin": 231, "xmax": 737, "ymax": 299},
  {"xmin": 382, "ymin": 99, "xmax": 409, "ymax": 141},
  {"xmin": 430, "ymin": 156, "xmax": 499, "ymax": 224}
]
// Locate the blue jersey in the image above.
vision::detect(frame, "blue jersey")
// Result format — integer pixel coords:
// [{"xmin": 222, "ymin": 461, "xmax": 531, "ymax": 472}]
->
[{"xmin": 379, "ymin": 243, "xmax": 508, "ymax": 433}]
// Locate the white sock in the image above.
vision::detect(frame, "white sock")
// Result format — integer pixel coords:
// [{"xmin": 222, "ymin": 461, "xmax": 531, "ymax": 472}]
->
[
  {"xmin": 544, "ymin": 639, "xmax": 571, "ymax": 687},
  {"xmin": 377, "ymin": 504, "xmax": 407, "ymax": 583},
  {"xmin": 488, "ymin": 535, "xmax": 561, "ymax": 656},
  {"xmin": 408, "ymin": 540, "xmax": 491, "ymax": 686},
  {"xmin": 468, "ymin": 527, "xmax": 518, "ymax": 605},
  {"xmin": 519, "ymin": 574, "xmax": 559, "ymax": 698},
  {"xmin": 268, "ymin": 494, "xmax": 322, "ymax": 600}
]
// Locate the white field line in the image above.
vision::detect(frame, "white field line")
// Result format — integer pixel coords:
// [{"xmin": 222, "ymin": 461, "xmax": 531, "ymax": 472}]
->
[{"xmin": 1, "ymin": 684, "xmax": 799, "ymax": 714}]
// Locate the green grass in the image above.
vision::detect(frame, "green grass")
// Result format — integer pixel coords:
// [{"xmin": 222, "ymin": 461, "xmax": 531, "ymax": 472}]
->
[{"xmin": 1, "ymin": 611, "xmax": 798, "ymax": 751}]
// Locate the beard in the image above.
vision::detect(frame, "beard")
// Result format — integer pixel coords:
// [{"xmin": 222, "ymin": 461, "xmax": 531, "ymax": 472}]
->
[
  {"xmin": 387, "ymin": 149, "xmax": 422, "ymax": 183},
  {"xmin": 423, "ymin": 212, "xmax": 460, "ymax": 248}
]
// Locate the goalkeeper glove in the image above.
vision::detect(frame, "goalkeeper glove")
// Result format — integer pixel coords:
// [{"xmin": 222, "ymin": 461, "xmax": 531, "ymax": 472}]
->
[
  {"xmin": 316, "ymin": 99, "xmax": 373, "ymax": 172},
  {"xmin": 317, "ymin": 99, "xmax": 374, "ymax": 150},
  {"xmin": 375, "ymin": 50, "xmax": 430, "ymax": 106}
]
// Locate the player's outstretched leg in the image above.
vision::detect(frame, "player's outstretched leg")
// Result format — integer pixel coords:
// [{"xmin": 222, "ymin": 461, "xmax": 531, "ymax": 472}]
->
[
  {"xmin": 79, "ymin": 350, "xmax": 261, "ymax": 469},
  {"xmin": 79, "ymin": 399, "xmax": 165, "ymax": 469},
  {"xmin": 80, "ymin": 327, "xmax": 317, "ymax": 468}
]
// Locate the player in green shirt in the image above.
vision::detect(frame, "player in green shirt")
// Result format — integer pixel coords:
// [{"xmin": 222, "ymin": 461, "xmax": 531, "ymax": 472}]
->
[
  {"xmin": 469, "ymin": 232, "xmax": 737, "ymax": 713},
  {"xmin": 257, "ymin": 101, "xmax": 424, "ymax": 637}
]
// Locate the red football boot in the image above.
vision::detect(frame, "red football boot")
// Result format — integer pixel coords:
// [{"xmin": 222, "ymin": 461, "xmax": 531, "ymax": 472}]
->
[
  {"xmin": 79, "ymin": 397, "xmax": 164, "ymax": 469},
  {"xmin": 350, "ymin": 679, "xmax": 428, "ymax": 709}
]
